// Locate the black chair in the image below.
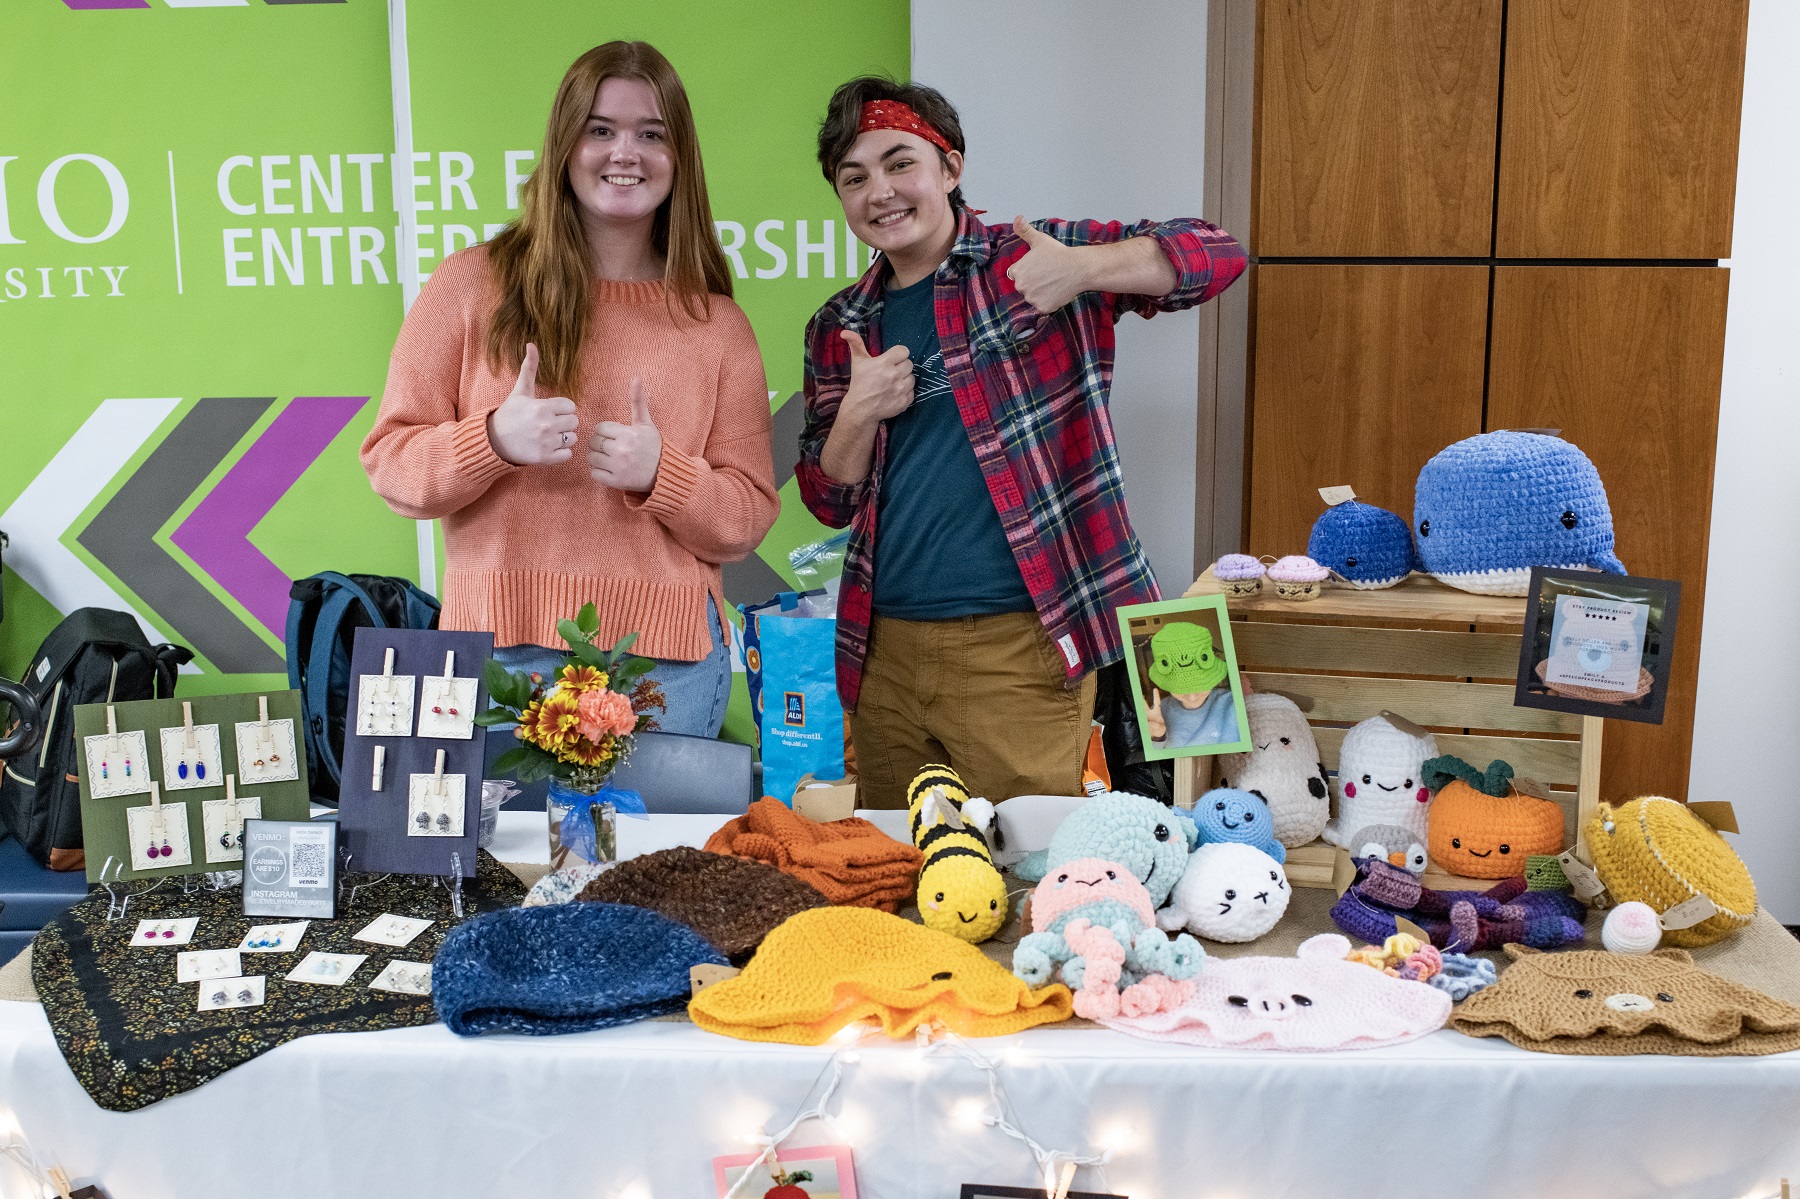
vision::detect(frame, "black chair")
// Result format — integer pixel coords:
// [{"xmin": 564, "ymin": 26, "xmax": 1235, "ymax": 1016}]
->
[
  {"xmin": 486, "ymin": 729, "xmax": 755, "ymax": 815},
  {"xmin": 607, "ymin": 731, "xmax": 755, "ymax": 815}
]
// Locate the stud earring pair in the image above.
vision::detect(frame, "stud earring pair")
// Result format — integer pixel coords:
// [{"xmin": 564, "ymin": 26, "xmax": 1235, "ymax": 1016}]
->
[{"xmin": 246, "ymin": 932, "xmax": 281, "ymax": 949}]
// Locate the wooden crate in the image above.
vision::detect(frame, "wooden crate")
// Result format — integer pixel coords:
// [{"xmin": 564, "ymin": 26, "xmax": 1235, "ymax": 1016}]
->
[{"xmin": 1177, "ymin": 569, "xmax": 1603, "ymax": 890}]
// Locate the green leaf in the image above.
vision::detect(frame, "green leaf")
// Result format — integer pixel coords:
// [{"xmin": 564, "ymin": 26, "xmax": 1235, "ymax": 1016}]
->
[
  {"xmin": 576, "ymin": 602, "xmax": 600, "ymax": 637},
  {"xmin": 489, "ymin": 746, "xmax": 537, "ymax": 775},
  {"xmin": 609, "ymin": 631, "xmax": 639, "ymax": 657},
  {"xmin": 483, "ymin": 659, "xmax": 526, "ymax": 708},
  {"xmin": 613, "ymin": 658, "xmax": 654, "ymax": 686},
  {"xmin": 557, "ymin": 619, "xmax": 589, "ymax": 651},
  {"xmin": 571, "ymin": 640, "xmax": 609, "ymax": 670},
  {"xmin": 472, "ymin": 708, "xmax": 515, "ymax": 727}
]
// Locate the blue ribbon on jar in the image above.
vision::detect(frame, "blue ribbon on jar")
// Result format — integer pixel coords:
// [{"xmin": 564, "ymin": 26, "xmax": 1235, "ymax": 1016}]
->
[{"xmin": 550, "ymin": 779, "xmax": 647, "ymax": 866}]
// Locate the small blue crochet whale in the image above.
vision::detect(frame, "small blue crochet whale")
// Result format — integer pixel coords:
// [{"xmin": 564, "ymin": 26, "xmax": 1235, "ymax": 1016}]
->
[
  {"xmin": 1413, "ymin": 432, "xmax": 1626, "ymax": 596},
  {"xmin": 1307, "ymin": 499, "xmax": 1416, "ymax": 589},
  {"xmin": 1191, "ymin": 787, "xmax": 1286, "ymax": 863}
]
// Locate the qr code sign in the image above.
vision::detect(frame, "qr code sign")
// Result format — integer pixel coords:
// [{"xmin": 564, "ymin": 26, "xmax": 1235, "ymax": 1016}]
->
[{"xmin": 289, "ymin": 836, "xmax": 330, "ymax": 888}]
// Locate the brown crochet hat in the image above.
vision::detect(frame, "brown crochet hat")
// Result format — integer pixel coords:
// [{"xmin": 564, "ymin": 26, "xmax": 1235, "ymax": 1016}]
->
[
  {"xmin": 576, "ymin": 847, "xmax": 831, "ymax": 965},
  {"xmin": 1450, "ymin": 945, "xmax": 1800, "ymax": 1056}
]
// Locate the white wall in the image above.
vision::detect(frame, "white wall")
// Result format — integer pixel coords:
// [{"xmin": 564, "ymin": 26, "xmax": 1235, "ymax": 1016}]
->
[
  {"xmin": 1688, "ymin": 0, "xmax": 1800, "ymax": 921},
  {"xmin": 912, "ymin": 0, "xmax": 1210, "ymax": 594}
]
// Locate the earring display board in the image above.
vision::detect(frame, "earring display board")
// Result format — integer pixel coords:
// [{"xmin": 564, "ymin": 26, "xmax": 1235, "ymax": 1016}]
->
[
  {"xmin": 337, "ymin": 627, "xmax": 492, "ymax": 876},
  {"xmin": 73, "ymin": 691, "xmax": 314, "ymax": 883}
]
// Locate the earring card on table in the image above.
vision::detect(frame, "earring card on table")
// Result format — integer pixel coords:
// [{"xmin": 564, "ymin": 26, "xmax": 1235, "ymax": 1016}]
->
[
  {"xmin": 336, "ymin": 626, "xmax": 492, "ymax": 876},
  {"xmin": 73, "ymin": 690, "xmax": 313, "ymax": 882}
]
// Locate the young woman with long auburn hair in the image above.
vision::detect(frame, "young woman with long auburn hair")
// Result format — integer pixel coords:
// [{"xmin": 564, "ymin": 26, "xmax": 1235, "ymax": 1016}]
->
[{"xmin": 363, "ymin": 41, "xmax": 778, "ymax": 738}]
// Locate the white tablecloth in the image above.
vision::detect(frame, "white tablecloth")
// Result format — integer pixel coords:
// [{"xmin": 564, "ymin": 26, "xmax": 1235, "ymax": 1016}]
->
[{"xmin": 3, "ymin": 814, "xmax": 1799, "ymax": 1199}]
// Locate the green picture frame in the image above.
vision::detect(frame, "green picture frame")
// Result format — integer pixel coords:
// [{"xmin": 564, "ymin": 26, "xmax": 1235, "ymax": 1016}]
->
[
  {"xmin": 1115, "ymin": 594, "xmax": 1251, "ymax": 760},
  {"xmin": 73, "ymin": 690, "xmax": 314, "ymax": 882}
]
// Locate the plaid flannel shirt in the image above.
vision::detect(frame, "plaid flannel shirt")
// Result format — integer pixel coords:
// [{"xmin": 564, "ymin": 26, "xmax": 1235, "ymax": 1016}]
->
[{"xmin": 797, "ymin": 207, "xmax": 1246, "ymax": 711}]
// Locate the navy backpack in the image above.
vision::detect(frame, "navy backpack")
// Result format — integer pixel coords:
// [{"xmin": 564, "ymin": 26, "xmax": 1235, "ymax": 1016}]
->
[{"xmin": 286, "ymin": 572, "xmax": 439, "ymax": 802}]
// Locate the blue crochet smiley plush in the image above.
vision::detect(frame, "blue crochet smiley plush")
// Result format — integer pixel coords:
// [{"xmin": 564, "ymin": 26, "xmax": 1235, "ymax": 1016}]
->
[{"xmin": 1191, "ymin": 787, "xmax": 1286, "ymax": 864}]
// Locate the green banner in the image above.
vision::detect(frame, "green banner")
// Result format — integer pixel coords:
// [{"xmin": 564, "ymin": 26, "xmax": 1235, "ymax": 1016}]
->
[{"xmin": 1, "ymin": 0, "xmax": 907, "ymax": 745}]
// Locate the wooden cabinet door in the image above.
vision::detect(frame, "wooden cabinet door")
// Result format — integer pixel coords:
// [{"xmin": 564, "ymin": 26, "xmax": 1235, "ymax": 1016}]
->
[
  {"xmin": 1247, "ymin": 264, "xmax": 1488, "ymax": 554},
  {"xmin": 1497, "ymin": 0, "xmax": 1748, "ymax": 259},
  {"xmin": 1257, "ymin": 0, "xmax": 1502, "ymax": 256},
  {"xmin": 1488, "ymin": 266, "xmax": 1729, "ymax": 802}
]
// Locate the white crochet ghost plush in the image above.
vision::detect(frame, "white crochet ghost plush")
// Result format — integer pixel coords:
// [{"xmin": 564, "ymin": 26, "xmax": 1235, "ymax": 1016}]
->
[
  {"xmin": 1322, "ymin": 715, "xmax": 1439, "ymax": 849},
  {"xmin": 1215, "ymin": 694, "xmax": 1330, "ymax": 848},
  {"xmin": 1158, "ymin": 842, "xmax": 1291, "ymax": 944}
]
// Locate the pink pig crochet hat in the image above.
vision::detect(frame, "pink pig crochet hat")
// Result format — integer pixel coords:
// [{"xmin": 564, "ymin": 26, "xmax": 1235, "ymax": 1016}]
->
[{"xmin": 1100, "ymin": 933, "xmax": 1451, "ymax": 1050}]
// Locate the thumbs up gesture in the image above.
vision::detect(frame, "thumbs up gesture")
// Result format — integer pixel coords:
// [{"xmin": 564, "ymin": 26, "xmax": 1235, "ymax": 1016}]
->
[
  {"xmin": 840, "ymin": 328, "xmax": 915, "ymax": 423},
  {"xmin": 487, "ymin": 343, "xmax": 580, "ymax": 466},
  {"xmin": 588, "ymin": 376, "xmax": 663, "ymax": 493},
  {"xmin": 1005, "ymin": 215, "xmax": 1086, "ymax": 314}
]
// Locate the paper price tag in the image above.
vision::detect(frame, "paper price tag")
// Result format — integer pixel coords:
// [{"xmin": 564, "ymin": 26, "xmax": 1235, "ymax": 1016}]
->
[
  {"xmin": 1512, "ymin": 775, "xmax": 1551, "ymax": 800},
  {"xmin": 1378, "ymin": 710, "xmax": 1429, "ymax": 739},
  {"xmin": 1331, "ymin": 847, "xmax": 1357, "ymax": 897},
  {"xmin": 1557, "ymin": 850, "xmax": 1608, "ymax": 901},
  {"xmin": 1394, "ymin": 917, "xmax": 1430, "ymax": 944},
  {"xmin": 1318, "ymin": 485, "xmax": 1358, "ymax": 507},
  {"xmin": 1658, "ymin": 894, "xmax": 1719, "ymax": 931},
  {"xmin": 793, "ymin": 785, "xmax": 856, "ymax": 824},
  {"xmin": 1687, "ymin": 802, "xmax": 1739, "ymax": 834},
  {"xmin": 690, "ymin": 963, "xmax": 741, "ymax": 995}
]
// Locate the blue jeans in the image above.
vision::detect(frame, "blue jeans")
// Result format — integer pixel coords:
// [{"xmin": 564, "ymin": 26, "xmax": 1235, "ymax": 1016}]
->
[{"xmin": 488, "ymin": 597, "xmax": 731, "ymax": 738}]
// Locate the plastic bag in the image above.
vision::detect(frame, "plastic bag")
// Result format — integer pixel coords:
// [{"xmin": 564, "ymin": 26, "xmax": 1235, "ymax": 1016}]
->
[
  {"xmin": 740, "ymin": 592, "xmax": 845, "ymax": 804},
  {"xmin": 788, "ymin": 530, "xmax": 850, "ymax": 619}
]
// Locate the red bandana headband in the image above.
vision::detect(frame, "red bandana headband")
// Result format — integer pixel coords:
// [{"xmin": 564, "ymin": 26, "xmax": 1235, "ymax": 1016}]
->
[{"xmin": 857, "ymin": 99, "xmax": 953, "ymax": 154}]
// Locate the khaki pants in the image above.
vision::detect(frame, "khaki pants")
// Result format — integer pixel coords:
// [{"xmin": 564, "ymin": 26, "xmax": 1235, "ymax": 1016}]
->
[{"xmin": 852, "ymin": 610, "xmax": 1098, "ymax": 810}]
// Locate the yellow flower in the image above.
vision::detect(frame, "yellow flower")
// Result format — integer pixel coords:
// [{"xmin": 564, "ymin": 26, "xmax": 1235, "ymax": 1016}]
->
[
  {"xmin": 529, "ymin": 689, "xmax": 582, "ymax": 754},
  {"xmin": 557, "ymin": 664, "xmax": 609, "ymax": 694},
  {"xmin": 566, "ymin": 736, "xmax": 610, "ymax": 767}
]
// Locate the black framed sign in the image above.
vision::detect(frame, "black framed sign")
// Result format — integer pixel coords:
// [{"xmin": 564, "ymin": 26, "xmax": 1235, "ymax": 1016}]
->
[
  {"xmin": 1513, "ymin": 567, "xmax": 1681, "ymax": 725},
  {"xmin": 959, "ymin": 1187, "xmax": 1124, "ymax": 1199}
]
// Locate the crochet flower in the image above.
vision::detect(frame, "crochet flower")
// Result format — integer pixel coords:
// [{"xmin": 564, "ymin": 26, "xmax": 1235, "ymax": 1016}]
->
[
  {"xmin": 557, "ymin": 664, "xmax": 609, "ymax": 694},
  {"xmin": 577, "ymin": 688, "xmax": 637, "ymax": 741}
]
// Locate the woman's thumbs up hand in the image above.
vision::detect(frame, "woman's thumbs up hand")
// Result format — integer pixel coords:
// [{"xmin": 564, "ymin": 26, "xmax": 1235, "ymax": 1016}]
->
[
  {"xmin": 487, "ymin": 343, "xmax": 581, "ymax": 465},
  {"xmin": 588, "ymin": 375, "xmax": 663, "ymax": 493}
]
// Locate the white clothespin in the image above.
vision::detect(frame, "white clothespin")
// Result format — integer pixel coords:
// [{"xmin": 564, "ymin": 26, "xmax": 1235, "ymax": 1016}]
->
[
  {"xmin": 433, "ymin": 748, "xmax": 447, "ymax": 800},
  {"xmin": 371, "ymin": 744, "xmax": 386, "ymax": 792},
  {"xmin": 443, "ymin": 650, "xmax": 456, "ymax": 680},
  {"xmin": 182, "ymin": 700, "xmax": 196, "ymax": 750},
  {"xmin": 105, "ymin": 704, "xmax": 119, "ymax": 752},
  {"xmin": 257, "ymin": 694, "xmax": 273, "ymax": 750}
]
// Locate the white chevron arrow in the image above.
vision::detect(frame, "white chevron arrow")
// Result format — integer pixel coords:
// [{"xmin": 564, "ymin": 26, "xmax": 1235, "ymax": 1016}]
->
[{"xmin": 2, "ymin": 397, "xmax": 188, "ymax": 658}]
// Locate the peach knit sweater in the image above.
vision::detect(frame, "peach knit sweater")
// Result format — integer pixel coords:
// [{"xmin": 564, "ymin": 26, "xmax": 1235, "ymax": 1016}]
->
[{"xmin": 361, "ymin": 246, "xmax": 778, "ymax": 660}]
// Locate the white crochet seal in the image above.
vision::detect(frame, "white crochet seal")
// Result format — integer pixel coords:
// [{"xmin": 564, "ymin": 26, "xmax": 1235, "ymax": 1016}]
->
[{"xmin": 1158, "ymin": 842, "xmax": 1291, "ymax": 944}]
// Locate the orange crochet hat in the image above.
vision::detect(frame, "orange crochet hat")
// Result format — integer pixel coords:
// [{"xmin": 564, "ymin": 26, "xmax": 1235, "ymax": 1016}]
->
[
  {"xmin": 704, "ymin": 796, "xmax": 922, "ymax": 911},
  {"xmin": 688, "ymin": 907, "xmax": 1072, "ymax": 1044}
]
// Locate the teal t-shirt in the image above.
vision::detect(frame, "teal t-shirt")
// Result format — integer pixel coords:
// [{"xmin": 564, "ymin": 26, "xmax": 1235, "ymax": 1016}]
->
[{"xmin": 871, "ymin": 273, "xmax": 1034, "ymax": 620}]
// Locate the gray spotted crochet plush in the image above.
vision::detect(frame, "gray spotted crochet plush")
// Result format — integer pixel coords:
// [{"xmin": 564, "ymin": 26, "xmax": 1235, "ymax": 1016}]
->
[{"xmin": 433, "ymin": 901, "xmax": 726, "ymax": 1036}]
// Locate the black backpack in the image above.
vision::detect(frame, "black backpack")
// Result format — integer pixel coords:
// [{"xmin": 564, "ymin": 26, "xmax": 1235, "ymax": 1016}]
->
[
  {"xmin": 285, "ymin": 572, "xmax": 440, "ymax": 803},
  {"xmin": 0, "ymin": 609, "xmax": 191, "ymax": 870}
]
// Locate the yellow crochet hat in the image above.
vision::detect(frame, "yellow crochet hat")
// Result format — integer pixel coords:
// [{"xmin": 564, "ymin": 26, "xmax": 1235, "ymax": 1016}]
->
[
  {"xmin": 688, "ymin": 907, "xmax": 1072, "ymax": 1044},
  {"xmin": 1585, "ymin": 797, "xmax": 1756, "ymax": 948}
]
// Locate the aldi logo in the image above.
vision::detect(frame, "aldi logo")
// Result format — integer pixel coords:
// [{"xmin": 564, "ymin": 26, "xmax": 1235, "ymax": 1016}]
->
[{"xmin": 783, "ymin": 692, "xmax": 805, "ymax": 727}]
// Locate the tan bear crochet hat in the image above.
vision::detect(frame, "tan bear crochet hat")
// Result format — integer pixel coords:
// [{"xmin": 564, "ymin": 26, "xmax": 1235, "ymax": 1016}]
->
[{"xmin": 1450, "ymin": 945, "xmax": 1800, "ymax": 1056}]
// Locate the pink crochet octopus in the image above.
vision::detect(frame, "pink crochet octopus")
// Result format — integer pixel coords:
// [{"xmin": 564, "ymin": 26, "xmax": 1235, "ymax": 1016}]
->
[{"xmin": 1013, "ymin": 857, "xmax": 1204, "ymax": 1020}]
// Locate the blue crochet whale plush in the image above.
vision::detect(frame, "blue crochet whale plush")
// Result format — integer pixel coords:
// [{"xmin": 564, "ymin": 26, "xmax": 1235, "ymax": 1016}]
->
[
  {"xmin": 1307, "ymin": 499, "xmax": 1416, "ymax": 589},
  {"xmin": 1191, "ymin": 787, "xmax": 1286, "ymax": 863},
  {"xmin": 1413, "ymin": 431, "xmax": 1626, "ymax": 596},
  {"xmin": 1013, "ymin": 791, "xmax": 1198, "ymax": 907}
]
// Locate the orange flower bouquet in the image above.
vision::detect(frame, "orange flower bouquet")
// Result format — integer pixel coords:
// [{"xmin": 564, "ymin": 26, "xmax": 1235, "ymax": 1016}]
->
[{"xmin": 477, "ymin": 602, "xmax": 664, "ymax": 792}]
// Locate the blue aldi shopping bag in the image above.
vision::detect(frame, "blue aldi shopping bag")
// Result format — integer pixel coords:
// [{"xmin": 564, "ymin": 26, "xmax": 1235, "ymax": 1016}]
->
[{"xmin": 738, "ymin": 592, "xmax": 843, "ymax": 805}]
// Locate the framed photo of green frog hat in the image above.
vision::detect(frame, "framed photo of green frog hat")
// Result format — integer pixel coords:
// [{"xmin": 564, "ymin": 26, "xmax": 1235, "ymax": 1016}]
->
[{"xmin": 1117, "ymin": 594, "xmax": 1251, "ymax": 760}]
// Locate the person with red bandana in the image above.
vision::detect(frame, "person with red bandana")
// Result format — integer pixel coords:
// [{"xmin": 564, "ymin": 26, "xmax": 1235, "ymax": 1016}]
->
[{"xmin": 797, "ymin": 78, "xmax": 1246, "ymax": 810}]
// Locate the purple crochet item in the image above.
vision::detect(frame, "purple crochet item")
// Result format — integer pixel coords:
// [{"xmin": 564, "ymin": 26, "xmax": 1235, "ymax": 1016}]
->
[{"xmin": 1330, "ymin": 860, "xmax": 1585, "ymax": 953}]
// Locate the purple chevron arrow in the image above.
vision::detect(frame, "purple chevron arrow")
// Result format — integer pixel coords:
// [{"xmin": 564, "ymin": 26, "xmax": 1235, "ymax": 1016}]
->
[{"xmin": 172, "ymin": 396, "xmax": 368, "ymax": 637}]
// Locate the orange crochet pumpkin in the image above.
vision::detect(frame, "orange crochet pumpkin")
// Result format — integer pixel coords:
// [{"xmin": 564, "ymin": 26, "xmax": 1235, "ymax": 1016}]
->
[{"xmin": 1424, "ymin": 756, "xmax": 1565, "ymax": 879}]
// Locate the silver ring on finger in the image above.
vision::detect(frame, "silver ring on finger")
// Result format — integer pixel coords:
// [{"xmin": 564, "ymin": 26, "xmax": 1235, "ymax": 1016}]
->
[{"xmin": 560, "ymin": 431, "xmax": 572, "ymax": 448}]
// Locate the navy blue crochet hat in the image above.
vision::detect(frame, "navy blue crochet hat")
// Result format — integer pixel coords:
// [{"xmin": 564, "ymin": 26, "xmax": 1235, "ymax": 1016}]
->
[{"xmin": 433, "ymin": 902, "xmax": 727, "ymax": 1036}]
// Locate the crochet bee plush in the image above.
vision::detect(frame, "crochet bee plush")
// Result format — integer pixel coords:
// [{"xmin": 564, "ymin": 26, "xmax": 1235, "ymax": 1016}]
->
[{"xmin": 908, "ymin": 765, "xmax": 1008, "ymax": 944}]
